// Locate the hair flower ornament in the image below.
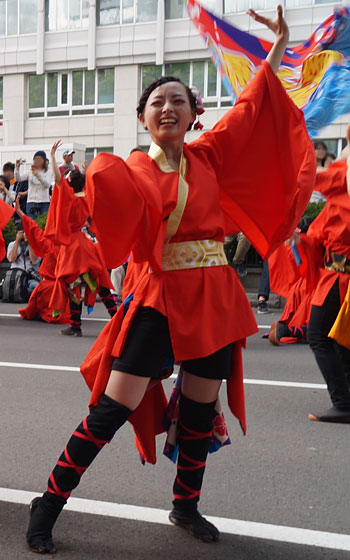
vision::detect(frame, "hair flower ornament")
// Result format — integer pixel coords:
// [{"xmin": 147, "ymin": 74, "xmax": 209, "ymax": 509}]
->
[{"xmin": 190, "ymin": 86, "xmax": 205, "ymax": 130}]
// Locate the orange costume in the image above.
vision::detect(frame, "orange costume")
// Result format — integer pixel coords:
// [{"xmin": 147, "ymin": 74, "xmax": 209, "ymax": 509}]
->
[
  {"xmin": 44, "ymin": 176, "xmax": 113, "ymax": 315},
  {"xmin": 81, "ymin": 62, "xmax": 315, "ymax": 463},
  {"xmin": 0, "ymin": 199, "xmax": 14, "ymax": 261},
  {"xmin": 18, "ymin": 214, "xmax": 70, "ymax": 323}
]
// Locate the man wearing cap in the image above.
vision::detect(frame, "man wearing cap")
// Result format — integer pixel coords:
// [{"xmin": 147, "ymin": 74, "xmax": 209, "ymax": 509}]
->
[
  {"xmin": 15, "ymin": 151, "xmax": 53, "ymax": 220},
  {"xmin": 59, "ymin": 149, "xmax": 79, "ymax": 177}
]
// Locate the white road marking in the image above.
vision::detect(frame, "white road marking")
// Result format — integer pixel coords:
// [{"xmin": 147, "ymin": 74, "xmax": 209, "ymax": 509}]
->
[
  {"xmin": 0, "ymin": 313, "xmax": 272, "ymax": 329},
  {"xmin": 0, "ymin": 361, "xmax": 327, "ymax": 390},
  {"xmin": 0, "ymin": 312, "xmax": 108, "ymax": 322},
  {"xmin": 0, "ymin": 361, "xmax": 80, "ymax": 372},
  {"xmin": 1, "ymin": 487, "xmax": 349, "ymax": 551}
]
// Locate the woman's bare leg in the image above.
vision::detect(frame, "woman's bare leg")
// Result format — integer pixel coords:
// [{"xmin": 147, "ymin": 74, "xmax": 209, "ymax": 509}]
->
[{"xmin": 105, "ymin": 370, "xmax": 151, "ymax": 410}]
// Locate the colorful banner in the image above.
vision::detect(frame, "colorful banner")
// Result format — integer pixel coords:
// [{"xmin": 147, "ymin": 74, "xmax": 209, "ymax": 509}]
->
[{"xmin": 187, "ymin": 0, "xmax": 350, "ymax": 136}]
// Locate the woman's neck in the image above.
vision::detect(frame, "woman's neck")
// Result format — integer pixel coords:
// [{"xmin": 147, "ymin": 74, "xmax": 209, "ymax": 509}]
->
[{"xmin": 156, "ymin": 140, "xmax": 184, "ymax": 172}]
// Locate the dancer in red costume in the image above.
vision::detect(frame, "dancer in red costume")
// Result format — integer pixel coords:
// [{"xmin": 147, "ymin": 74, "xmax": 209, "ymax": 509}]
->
[
  {"xmin": 26, "ymin": 7, "xmax": 315, "ymax": 553},
  {"xmin": 45, "ymin": 141, "xmax": 117, "ymax": 336},
  {"xmin": 296, "ymin": 147, "xmax": 350, "ymax": 423},
  {"xmin": 0, "ymin": 198, "xmax": 14, "ymax": 262},
  {"xmin": 10, "ymin": 198, "xmax": 70, "ymax": 324}
]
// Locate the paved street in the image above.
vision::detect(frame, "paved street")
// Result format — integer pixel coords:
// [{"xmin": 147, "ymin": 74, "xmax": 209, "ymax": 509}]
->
[{"xmin": 0, "ymin": 301, "xmax": 349, "ymax": 559}]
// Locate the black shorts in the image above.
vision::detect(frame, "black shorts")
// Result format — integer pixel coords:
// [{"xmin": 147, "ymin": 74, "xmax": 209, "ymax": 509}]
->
[{"xmin": 111, "ymin": 306, "xmax": 232, "ymax": 380}]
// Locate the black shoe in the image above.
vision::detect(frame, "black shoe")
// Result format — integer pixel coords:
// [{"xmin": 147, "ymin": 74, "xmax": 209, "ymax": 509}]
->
[
  {"xmin": 26, "ymin": 496, "xmax": 61, "ymax": 554},
  {"xmin": 169, "ymin": 508, "xmax": 220, "ymax": 543},
  {"xmin": 59, "ymin": 326, "xmax": 82, "ymax": 337},
  {"xmin": 308, "ymin": 406, "xmax": 350, "ymax": 423},
  {"xmin": 257, "ymin": 300, "xmax": 269, "ymax": 314},
  {"xmin": 234, "ymin": 264, "xmax": 248, "ymax": 278}
]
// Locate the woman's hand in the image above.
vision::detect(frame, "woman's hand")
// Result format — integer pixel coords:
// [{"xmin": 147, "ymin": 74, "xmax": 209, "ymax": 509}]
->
[
  {"xmin": 15, "ymin": 159, "xmax": 21, "ymax": 168},
  {"xmin": 285, "ymin": 232, "xmax": 301, "ymax": 246},
  {"xmin": 81, "ymin": 160, "xmax": 88, "ymax": 174},
  {"xmin": 247, "ymin": 5, "xmax": 289, "ymax": 44},
  {"xmin": 14, "ymin": 196, "xmax": 24, "ymax": 218},
  {"xmin": 51, "ymin": 139, "xmax": 62, "ymax": 158},
  {"xmin": 32, "ymin": 165, "xmax": 40, "ymax": 178},
  {"xmin": 248, "ymin": 5, "xmax": 289, "ymax": 74}
]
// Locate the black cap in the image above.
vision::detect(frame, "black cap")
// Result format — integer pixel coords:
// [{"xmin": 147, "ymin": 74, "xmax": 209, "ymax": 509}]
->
[{"xmin": 34, "ymin": 150, "xmax": 47, "ymax": 160}]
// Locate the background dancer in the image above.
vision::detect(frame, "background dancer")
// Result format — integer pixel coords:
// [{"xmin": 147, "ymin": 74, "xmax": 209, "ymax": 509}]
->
[
  {"xmin": 26, "ymin": 7, "xmax": 315, "ymax": 554},
  {"xmin": 13, "ymin": 198, "xmax": 70, "ymax": 324},
  {"xmin": 290, "ymin": 154, "xmax": 350, "ymax": 422},
  {"xmin": 46, "ymin": 141, "xmax": 117, "ymax": 336}
]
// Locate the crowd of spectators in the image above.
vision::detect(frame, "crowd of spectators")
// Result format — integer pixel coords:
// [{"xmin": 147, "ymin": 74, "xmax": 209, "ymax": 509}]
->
[{"xmin": 0, "ymin": 148, "xmax": 80, "ymax": 302}]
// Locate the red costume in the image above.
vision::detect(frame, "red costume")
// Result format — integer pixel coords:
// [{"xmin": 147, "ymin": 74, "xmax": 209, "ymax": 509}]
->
[
  {"xmin": 299, "ymin": 161, "xmax": 350, "ymax": 309},
  {"xmin": 81, "ymin": 62, "xmax": 315, "ymax": 463},
  {"xmin": 0, "ymin": 199, "xmax": 14, "ymax": 261},
  {"xmin": 44, "ymin": 177, "xmax": 113, "ymax": 315},
  {"xmin": 18, "ymin": 214, "xmax": 70, "ymax": 323}
]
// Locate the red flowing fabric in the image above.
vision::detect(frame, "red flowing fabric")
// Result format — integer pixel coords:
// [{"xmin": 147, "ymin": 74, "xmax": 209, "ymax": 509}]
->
[
  {"xmin": 81, "ymin": 62, "xmax": 316, "ymax": 463},
  {"xmin": 0, "ymin": 199, "xmax": 14, "ymax": 261},
  {"xmin": 269, "ymin": 244, "xmax": 316, "ymax": 327}
]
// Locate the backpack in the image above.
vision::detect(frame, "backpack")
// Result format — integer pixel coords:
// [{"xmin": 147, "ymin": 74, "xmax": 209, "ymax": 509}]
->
[{"xmin": 2, "ymin": 268, "xmax": 29, "ymax": 303}]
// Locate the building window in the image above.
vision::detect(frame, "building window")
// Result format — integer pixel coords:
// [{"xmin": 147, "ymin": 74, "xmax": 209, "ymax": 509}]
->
[
  {"xmin": 0, "ymin": 0, "xmax": 37, "ymax": 36},
  {"xmin": 97, "ymin": 0, "xmax": 157, "ymax": 26},
  {"xmin": 165, "ymin": 0, "xmax": 217, "ymax": 19},
  {"xmin": 85, "ymin": 147, "xmax": 114, "ymax": 166},
  {"xmin": 28, "ymin": 68, "xmax": 115, "ymax": 118},
  {"xmin": 141, "ymin": 61, "xmax": 232, "ymax": 109},
  {"xmin": 224, "ymin": 0, "xmax": 337, "ymax": 12},
  {"xmin": 45, "ymin": 0, "xmax": 89, "ymax": 31}
]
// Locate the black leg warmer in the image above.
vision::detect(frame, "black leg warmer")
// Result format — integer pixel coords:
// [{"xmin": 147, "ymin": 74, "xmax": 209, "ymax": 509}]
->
[
  {"xmin": 99, "ymin": 287, "xmax": 118, "ymax": 317},
  {"xmin": 169, "ymin": 394, "xmax": 219, "ymax": 543},
  {"xmin": 26, "ymin": 394, "xmax": 132, "ymax": 553}
]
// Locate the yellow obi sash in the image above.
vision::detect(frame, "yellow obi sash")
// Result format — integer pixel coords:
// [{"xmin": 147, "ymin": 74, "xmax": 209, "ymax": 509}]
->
[{"xmin": 161, "ymin": 240, "xmax": 227, "ymax": 271}]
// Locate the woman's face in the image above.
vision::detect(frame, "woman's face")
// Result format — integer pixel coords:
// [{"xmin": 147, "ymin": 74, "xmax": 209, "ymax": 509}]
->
[
  {"xmin": 33, "ymin": 156, "xmax": 45, "ymax": 169},
  {"xmin": 139, "ymin": 82, "xmax": 195, "ymax": 146},
  {"xmin": 315, "ymin": 144, "xmax": 327, "ymax": 162},
  {"xmin": 0, "ymin": 179, "xmax": 5, "ymax": 192}
]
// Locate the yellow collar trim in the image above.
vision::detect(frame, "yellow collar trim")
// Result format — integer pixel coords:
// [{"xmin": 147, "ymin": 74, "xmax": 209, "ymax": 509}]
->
[{"xmin": 148, "ymin": 142, "xmax": 189, "ymax": 241}]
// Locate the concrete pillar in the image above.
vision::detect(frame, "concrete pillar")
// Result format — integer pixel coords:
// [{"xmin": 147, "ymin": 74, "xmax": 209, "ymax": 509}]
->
[
  {"xmin": 156, "ymin": 0, "xmax": 165, "ymax": 65},
  {"xmin": 36, "ymin": 0, "xmax": 45, "ymax": 75},
  {"xmin": 88, "ymin": 0, "xmax": 96, "ymax": 71},
  {"xmin": 114, "ymin": 65, "xmax": 139, "ymax": 159},
  {"xmin": 3, "ymin": 75, "xmax": 25, "ymax": 145}
]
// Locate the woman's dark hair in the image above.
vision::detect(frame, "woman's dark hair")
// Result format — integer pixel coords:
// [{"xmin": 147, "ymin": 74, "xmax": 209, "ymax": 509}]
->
[
  {"xmin": 65, "ymin": 169, "xmax": 85, "ymax": 193},
  {"xmin": 137, "ymin": 76, "xmax": 197, "ymax": 131},
  {"xmin": 298, "ymin": 216, "xmax": 314, "ymax": 234},
  {"xmin": 314, "ymin": 141, "xmax": 327, "ymax": 151},
  {"xmin": 3, "ymin": 162, "xmax": 15, "ymax": 173},
  {"xmin": 0, "ymin": 174, "xmax": 10, "ymax": 190}
]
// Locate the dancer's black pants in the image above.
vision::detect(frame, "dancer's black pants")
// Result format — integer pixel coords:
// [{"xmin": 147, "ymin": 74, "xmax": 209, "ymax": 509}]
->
[{"xmin": 308, "ymin": 279, "xmax": 350, "ymax": 409}]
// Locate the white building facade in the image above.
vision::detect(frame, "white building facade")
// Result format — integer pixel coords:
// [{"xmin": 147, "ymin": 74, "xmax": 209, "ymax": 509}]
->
[{"xmin": 0, "ymin": 0, "xmax": 348, "ymax": 165}]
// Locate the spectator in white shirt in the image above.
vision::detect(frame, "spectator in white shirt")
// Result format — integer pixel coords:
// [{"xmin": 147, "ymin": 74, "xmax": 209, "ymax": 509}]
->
[
  {"xmin": 15, "ymin": 151, "xmax": 53, "ymax": 219},
  {"xmin": 7, "ymin": 230, "xmax": 41, "ymax": 294}
]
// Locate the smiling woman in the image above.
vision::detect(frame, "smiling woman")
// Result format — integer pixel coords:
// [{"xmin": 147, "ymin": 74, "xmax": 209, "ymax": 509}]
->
[{"xmin": 26, "ymin": 6, "xmax": 317, "ymax": 555}]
